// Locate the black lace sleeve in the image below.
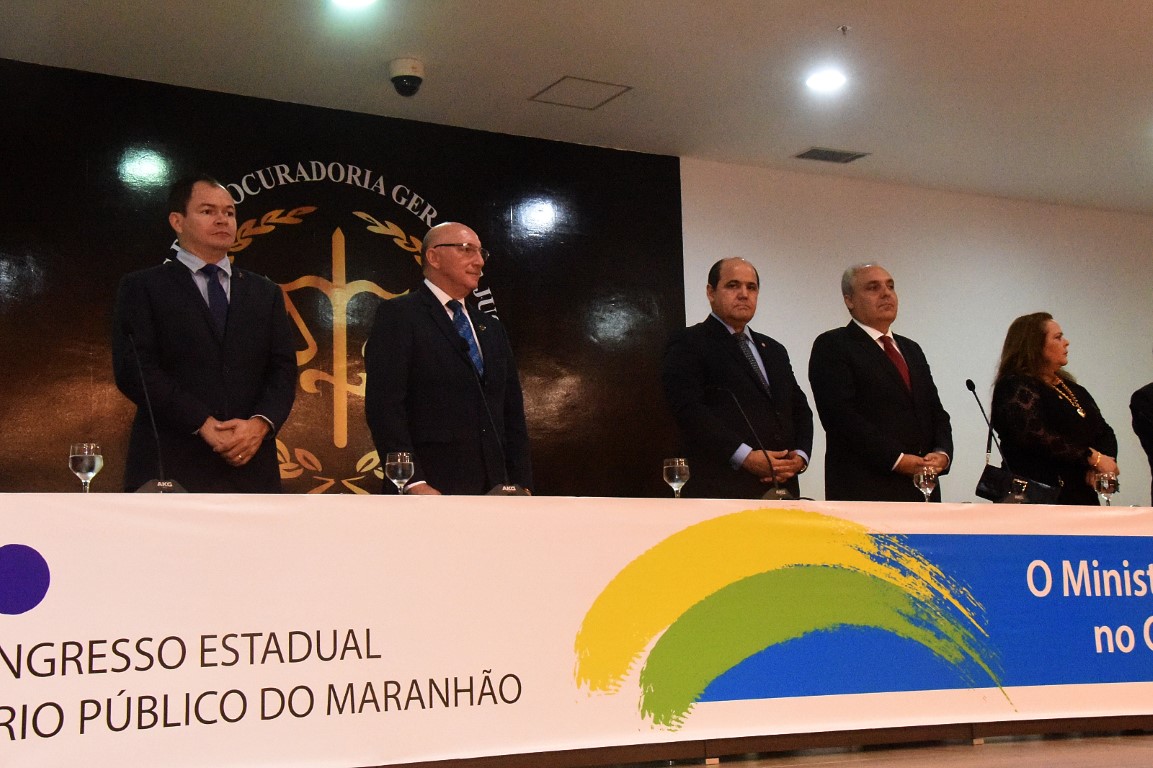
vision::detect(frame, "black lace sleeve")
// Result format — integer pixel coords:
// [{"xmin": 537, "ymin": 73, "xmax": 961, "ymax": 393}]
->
[
  {"xmin": 992, "ymin": 375, "xmax": 1090, "ymax": 464},
  {"xmin": 1073, "ymin": 381, "xmax": 1118, "ymax": 457}
]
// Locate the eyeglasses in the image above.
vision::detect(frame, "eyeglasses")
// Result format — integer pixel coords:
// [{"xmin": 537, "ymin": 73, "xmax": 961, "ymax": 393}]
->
[{"xmin": 427, "ymin": 243, "xmax": 490, "ymax": 262}]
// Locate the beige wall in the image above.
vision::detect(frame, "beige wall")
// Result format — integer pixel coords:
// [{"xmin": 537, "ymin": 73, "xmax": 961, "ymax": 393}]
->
[{"xmin": 680, "ymin": 157, "xmax": 1153, "ymax": 504}]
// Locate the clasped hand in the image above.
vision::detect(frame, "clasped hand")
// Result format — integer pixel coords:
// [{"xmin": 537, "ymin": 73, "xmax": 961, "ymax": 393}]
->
[
  {"xmin": 895, "ymin": 452, "xmax": 949, "ymax": 476},
  {"xmin": 744, "ymin": 450, "xmax": 806, "ymax": 483},
  {"xmin": 200, "ymin": 416, "xmax": 269, "ymax": 467}
]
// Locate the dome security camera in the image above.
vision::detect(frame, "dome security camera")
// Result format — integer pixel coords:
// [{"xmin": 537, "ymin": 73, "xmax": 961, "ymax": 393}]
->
[{"xmin": 389, "ymin": 58, "xmax": 424, "ymax": 97}]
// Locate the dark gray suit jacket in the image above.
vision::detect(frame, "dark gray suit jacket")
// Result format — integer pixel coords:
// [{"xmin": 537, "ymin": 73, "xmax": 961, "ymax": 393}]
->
[
  {"xmin": 112, "ymin": 259, "xmax": 297, "ymax": 492},
  {"xmin": 364, "ymin": 284, "xmax": 532, "ymax": 494},
  {"xmin": 809, "ymin": 321, "xmax": 952, "ymax": 502},
  {"xmin": 662, "ymin": 315, "xmax": 813, "ymax": 499}
]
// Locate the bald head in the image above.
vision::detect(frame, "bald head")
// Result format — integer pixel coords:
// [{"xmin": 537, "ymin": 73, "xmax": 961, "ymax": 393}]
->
[
  {"xmin": 708, "ymin": 258, "xmax": 759, "ymax": 290},
  {"xmin": 421, "ymin": 221, "xmax": 485, "ymax": 300},
  {"xmin": 706, "ymin": 258, "xmax": 760, "ymax": 333}
]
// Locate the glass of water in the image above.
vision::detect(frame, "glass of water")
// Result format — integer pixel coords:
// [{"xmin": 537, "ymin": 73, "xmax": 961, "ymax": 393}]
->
[
  {"xmin": 913, "ymin": 466, "xmax": 937, "ymax": 502},
  {"xmin": 1095, "ymin": 472, "xmax": 1119, "ymax": 506},
  {"xmin": 69, "ymin": 443, "xmax": 103, "ymax": 493},
  {"xmin": 663, "ymin": 458, "xmax": 690, "ymax": 498},
  {"xmin": 384, "ymin": 452, "xmax": 415, "ymax": 494}
]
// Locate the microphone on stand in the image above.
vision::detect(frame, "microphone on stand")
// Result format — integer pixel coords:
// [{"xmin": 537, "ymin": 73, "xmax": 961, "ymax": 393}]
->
[
  {"xmin": 458, "ymin": 335, "xmax": 529, "ymax": 496},
  {"xmin": 123, "ymin": 325, "xmax": 185, "ymax": 493},
  {"xmin": 965, "ymin": 378, "xmax": 1006, "ymax": 467},
  {"xmin": 966, "ymin": 377, "xmax": 1027, "ymax": 503},
  {"xmin": 715, "ymin": 387, "xmax": 796, "ymax": 501}
]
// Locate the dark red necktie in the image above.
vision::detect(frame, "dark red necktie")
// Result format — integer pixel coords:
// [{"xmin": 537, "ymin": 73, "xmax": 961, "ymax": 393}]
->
[{"xmin": 880, "ymin": 335, "xmax": 911, "ymax": 391}]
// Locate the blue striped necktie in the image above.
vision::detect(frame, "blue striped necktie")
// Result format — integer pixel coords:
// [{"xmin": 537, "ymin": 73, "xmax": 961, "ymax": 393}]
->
[{"xmin": 447, "ymin": 299, "xmax": 484, "ymax": 376}]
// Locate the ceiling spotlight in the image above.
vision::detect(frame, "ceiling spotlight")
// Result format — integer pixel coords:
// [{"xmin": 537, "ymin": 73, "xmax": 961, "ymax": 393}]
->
[
  {"xmin": 806, "ymin": 68, "xmax": 847, "ymax": 93},
  {"xmin": 331, "ymin": 0, "xmax": 378, "ymax": 9}
]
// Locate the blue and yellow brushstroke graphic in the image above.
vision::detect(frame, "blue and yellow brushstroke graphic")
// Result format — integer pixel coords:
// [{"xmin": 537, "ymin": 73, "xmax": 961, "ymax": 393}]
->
[{"xmin": 574, "ymin": 508, "xmax": 1003, "ymax": 727}]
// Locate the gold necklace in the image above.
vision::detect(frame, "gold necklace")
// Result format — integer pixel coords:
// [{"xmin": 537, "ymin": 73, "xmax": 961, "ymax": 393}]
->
[{"xmin": 1050, "ymin": 379, "xmax": 1086, "ymax": 418}]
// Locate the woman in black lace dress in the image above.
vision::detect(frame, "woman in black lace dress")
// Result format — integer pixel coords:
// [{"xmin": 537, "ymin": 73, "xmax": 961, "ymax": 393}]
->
[{"xmin": 991, "ymin": 312, "xmax": 1118, "ymax": 505}]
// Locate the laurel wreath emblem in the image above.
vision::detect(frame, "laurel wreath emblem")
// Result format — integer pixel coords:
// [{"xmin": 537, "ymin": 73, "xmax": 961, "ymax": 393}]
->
[
  {"xmin": 353, "ymin": 211, "xmax": 423, "ymax": 265},
  {"xmin": 277, "ymin": 438, "xmax": 381, "ymax": 494},
  {"xmin": 231, "ymin": 206, "xmax": 319, "ymax": 254},
  {"xmin": 246, "ymin": 205, "xmax": 423, "ymax": 493}
]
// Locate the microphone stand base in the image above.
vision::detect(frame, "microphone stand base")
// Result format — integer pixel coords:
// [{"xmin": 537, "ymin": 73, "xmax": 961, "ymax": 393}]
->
[
  {"xmin": 135, "ymin": 479, "xmax": 187, "ymax": 493},
  {"xmin": 762, "ymin": 487, "xmax": 797, "ymax": 501},
  {"xmin": 487, "ymin": 484, "xmax": 530, "ymax": 496}
]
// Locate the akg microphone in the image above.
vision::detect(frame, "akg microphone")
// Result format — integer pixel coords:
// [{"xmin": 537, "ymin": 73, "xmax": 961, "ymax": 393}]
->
[
  {"xmin": 459, "ymin": 317, "xmax": 528, "ymax": 496},
  {"xmin": 715, "ymin": 386, "xmax": 796, "ymax": 501},
  {"xmin": 965, "ymin": 378, "xmax": 1008, "ymax": 469},
  {"xmin": 123, "ymin": 324, "xmax": 185, "ymax": 493}
]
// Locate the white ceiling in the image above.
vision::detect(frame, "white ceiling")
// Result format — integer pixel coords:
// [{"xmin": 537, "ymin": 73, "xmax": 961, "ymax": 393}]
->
[{"xmin": 3, "ymin": 0, "xmax": 1152, "ymax": 214}]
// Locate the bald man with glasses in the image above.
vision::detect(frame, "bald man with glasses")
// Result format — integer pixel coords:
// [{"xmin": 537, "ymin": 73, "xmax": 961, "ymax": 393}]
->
[{"xmin": 365, "ymin": 221, "xmax": 532, "ymax": 495}]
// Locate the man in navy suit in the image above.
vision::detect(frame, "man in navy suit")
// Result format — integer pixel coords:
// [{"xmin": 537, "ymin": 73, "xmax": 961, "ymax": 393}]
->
[
  {"xmin": 364, "ymin": 222, "xmax": 532, "ymax": 495},
  {"xmin": 661, "ymin": 258, "xmax": 813, "ymax": 499},
  {"xmin": 808, "ymin": 264, "xmax": 952, "ymax": 502},
  {"xmin": 112, "ymin": 175, "xmax": 297, "ymax": 492}
]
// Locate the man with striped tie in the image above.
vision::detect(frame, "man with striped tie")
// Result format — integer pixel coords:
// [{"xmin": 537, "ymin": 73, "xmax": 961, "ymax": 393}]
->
[
  {"xmin": 662, "ymin": 257, "xmax": 813, "ymax": 499},
  {"xmin": 365, "ymin": 222, "xmax": 532, "ymax": 495}
]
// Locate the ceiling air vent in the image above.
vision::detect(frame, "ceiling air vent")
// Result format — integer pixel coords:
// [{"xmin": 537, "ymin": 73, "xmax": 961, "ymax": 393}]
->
[
  {"xmin": 530, "ymin": 76, "xmax": 631, "ymax": 110},
  {"xmin": 794, "ymin": 147, "xmax": 870, "ymax": 164}
]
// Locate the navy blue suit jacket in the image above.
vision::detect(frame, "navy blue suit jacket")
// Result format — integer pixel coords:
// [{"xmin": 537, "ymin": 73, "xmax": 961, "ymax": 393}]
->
[
  {"xmin": 364, "ymin": 284, "xmax": 532, "ymax": 494},
  {"xmin": 662, "ymin": 315, "xmax": 813, "ymax": 499},
  {"xmin": 809, "ymin": 321, "xmax": 952, "ymax": 502},
  {"xmin": 112, "ymin": 259, "xmax": 297, "ymax": 492}
]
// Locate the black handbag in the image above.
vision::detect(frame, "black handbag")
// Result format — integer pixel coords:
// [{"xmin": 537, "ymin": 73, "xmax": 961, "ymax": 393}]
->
[
  {"xmin": 975, "ymin": 462, "xmax": 1059, "ymax": 504},
  {"xmin": 975, "ymin": 427, "xmax": 1059, "ymax": 504}
]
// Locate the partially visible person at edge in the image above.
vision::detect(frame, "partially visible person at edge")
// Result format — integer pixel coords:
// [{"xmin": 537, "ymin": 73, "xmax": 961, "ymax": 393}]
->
[
  {"xmin": 991, "ymin": 312, "xmax": 1118, "ymax": 505},
  {"xmin": 1131, "ymin": 354, "xmax": 1153, "ymax": 505}
]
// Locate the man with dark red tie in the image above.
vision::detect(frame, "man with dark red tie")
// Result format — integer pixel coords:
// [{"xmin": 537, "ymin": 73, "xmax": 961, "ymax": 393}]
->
[{"xmin": 808, "ymin": 264, "xmax": 952, "ymax": 502}]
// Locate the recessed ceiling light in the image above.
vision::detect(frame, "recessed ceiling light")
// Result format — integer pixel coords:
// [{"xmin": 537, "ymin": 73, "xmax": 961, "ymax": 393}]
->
[
  {"xmin": 806, "ymin": 68, "xmax": 847, "ymax": 93},
  {"xmin": 331, "ymin": 0, "xmax": 377, "ymax": 9}
]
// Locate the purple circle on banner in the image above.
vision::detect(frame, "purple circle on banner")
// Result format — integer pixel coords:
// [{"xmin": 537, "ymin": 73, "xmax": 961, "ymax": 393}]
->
[{"xmin": 0, "ymin": 544, "xmax": 51, "ymax": 615}]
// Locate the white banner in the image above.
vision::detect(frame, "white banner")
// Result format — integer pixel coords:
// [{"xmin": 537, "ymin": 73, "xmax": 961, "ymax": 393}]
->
[{"xmin": 3, "ymin": 494, "xmax": 1153, "ymax": 767}]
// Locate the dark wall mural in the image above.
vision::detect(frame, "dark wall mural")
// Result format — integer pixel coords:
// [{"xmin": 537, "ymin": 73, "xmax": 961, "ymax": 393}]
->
[{"xmin": 0, "ymin": 58, "xmax": 684, "ymax": 496}]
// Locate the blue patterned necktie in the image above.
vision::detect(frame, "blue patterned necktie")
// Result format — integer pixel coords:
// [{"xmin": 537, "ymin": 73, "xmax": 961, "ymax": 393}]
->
[
  {"xmin": 734, "ymin": 331, "xmax": 770, "ymax": 395},
  {"xmin": 200, "ymin": 263, "xmax": 228, "ymax": 336},
  {"xmin": 447, "ymin": 299, "xmax": 484, "ymax": 376}
]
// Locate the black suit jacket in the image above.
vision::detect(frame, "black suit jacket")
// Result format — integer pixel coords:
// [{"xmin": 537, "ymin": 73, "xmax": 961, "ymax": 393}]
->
[
  {"xmin": 364, "ymin": 284, "xmax": 532, "ymax": 495},
  {"xmin": 809, "ymin": 322, "xmax": 952, "ymax": 502},
  {"xmin": 1131, "ymin": 382, "xmax": 1153, "ymax": 505},
  {"xmin": 661, "ymin": 315, "xmax": 814, "ymax": 499},
  {"xmin": 112, "ymin": 259, "xmax": 297, "ymax": 493}
]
